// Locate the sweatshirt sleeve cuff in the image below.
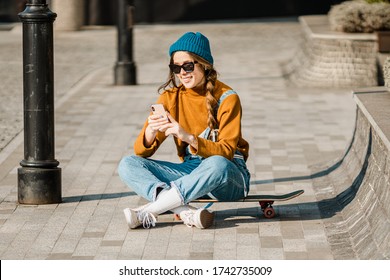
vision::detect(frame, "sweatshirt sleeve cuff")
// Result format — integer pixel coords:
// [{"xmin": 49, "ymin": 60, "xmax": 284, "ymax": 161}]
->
[{"xmin": 189, "ymin": 136, "xmax": 206, "ymax": 156}]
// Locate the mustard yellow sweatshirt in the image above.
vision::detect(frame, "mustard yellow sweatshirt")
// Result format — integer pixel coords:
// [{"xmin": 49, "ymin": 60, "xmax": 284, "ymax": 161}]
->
[{"xmin": 134, "ymin": 80, "xmax": 249, "ymax": 162}]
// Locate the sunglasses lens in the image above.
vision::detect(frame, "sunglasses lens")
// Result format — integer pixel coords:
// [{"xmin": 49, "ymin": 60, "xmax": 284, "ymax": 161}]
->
[
  {"xmin": 169, "ymin": 62, "xmax": 195, "ymax": 74},
  {"xmin": 169, "ymin": 64, "xmax": 181, "ymax": 74},
  {"xmin": 182, "ymin": 62, "xmax": 194, "ymax": 72}
]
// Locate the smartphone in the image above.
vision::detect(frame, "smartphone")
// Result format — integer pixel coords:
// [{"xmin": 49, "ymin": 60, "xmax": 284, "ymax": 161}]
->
[{"xmin": 150, "ymin": 104, "xmax": 167, "ymax": 119}]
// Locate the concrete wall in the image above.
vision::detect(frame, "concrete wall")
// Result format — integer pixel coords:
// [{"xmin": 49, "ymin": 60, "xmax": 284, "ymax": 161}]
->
[
  {"xmin": 283, "ymin": 15, "xmax": 379, "ymax": 88},
  {"xmin": 311, "ymin": 88, "xmax": 390, "ymax": 259}
]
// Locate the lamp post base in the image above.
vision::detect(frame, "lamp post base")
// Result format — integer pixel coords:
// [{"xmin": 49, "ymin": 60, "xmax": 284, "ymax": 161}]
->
[
  {"xmin": 18, "ymin": 167, "xmax": 62, "ymax": 204},
  {"xmin": 114, "ymin": 61, "xmax": 137, "ymax": 86}
]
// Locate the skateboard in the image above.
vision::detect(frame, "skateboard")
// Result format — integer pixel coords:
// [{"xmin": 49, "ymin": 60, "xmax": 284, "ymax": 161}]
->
[{"xmin": 189, "ymin": 189, "xmax": 304, "ymax": 219}]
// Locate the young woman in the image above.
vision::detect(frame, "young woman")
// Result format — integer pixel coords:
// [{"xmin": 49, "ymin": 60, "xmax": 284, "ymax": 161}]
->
[{"xmin": 118, "ymin": 32, "xmax": 250, "ymax": 229}]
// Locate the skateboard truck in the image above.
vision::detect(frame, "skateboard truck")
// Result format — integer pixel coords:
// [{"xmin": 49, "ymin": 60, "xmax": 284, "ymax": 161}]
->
[{"xmin": 259, "ymin": 201, "xmax": 276, "ymax": 218}]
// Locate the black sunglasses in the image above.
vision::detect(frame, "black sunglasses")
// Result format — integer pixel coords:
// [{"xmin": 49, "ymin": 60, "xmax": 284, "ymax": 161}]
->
[{"xmin": 169, "ymin": 61, "xmax": 198, "ymax": 74}]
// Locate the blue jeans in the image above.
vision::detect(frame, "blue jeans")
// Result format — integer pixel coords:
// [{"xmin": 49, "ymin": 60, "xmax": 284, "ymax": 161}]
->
[{"xmin": 118, "ymin": 154, "xmax": 251, "ymax": 204}]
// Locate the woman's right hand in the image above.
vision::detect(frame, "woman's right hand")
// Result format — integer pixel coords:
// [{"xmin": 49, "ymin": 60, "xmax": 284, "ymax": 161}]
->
[
  {"xmin": 147, "ymin": 114, "xmax": 170, "ymax": 133},
  {"xmin": 144, "ymin": 114, "xmax": 170, "ymax": 147}
]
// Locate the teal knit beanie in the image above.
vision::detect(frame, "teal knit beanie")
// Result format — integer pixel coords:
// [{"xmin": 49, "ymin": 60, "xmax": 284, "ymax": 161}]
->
[{"xmin": 169, "ymin": 32, "xmax": 214, "ymax": 65}]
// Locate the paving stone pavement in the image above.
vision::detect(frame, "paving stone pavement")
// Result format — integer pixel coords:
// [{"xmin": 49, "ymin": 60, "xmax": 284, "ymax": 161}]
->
[{"xmin": 0, "ymin": 19, "xmax": 357, "ymax": 260}]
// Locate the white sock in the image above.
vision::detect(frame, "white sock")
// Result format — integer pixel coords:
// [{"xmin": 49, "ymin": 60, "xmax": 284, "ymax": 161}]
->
[{"xmin": 142, "ymin": 187, "xmax": 183, "ymax": 215}]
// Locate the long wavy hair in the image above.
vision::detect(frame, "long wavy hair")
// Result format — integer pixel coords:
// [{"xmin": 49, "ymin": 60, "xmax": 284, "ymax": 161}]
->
[{"xmin": 158, "ymin": 52, "xmax": 219, "ymax": 130}]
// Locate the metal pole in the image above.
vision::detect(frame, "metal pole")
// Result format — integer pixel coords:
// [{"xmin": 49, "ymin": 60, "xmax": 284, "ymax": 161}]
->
[
  {"xmin": 114, "ymin": 0, "xmax": 137, "ymax": 85},
  {"xmin": 18, "ymin": 0, "xmax": 62, "ymax": 204}
]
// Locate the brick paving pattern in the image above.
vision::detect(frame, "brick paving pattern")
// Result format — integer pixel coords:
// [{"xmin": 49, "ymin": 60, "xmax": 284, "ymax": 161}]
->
[{"xmin": 0, "ymin": 20, "xmax": 357, "ymax": 259}]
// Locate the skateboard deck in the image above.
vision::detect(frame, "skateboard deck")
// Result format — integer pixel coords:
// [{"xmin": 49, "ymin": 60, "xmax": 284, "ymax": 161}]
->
[{"xmin": 191, "ymin": 189, "xmax": 304, "ymax": 219}]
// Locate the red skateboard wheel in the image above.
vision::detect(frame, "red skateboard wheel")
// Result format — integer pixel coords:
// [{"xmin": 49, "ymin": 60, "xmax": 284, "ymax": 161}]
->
[{"xmin": 263, "ymin": 207, "xmax": 275, "ymax": 218}]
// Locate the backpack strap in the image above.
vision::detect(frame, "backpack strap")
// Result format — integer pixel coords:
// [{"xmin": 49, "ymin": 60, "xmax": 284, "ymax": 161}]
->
[
  {"xmin": 207, "ymin": 89, "xmax": 237, "ymax": 140},
  {"xmin": 217, "ymin": 90, "xmax": 237, "ymax": 108}
]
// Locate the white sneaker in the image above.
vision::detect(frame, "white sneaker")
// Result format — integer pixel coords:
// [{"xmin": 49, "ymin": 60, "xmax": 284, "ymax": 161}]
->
[
  {"xmin": 179, "ymin": 208, "xmax": 214, "ymax": 229},
  {"xmin": 123, "ymin": 208, "xmax": 157, "ymax": 229}
]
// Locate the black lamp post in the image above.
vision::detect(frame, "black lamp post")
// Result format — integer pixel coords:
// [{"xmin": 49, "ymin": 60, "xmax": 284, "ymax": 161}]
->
[
  {"xmin": 114, "ymin": 0, "xmax": 137, "ymax": 85},
  {"xmin": 18, "ymin": 0, "xmax": 62, "ymax": 204}
]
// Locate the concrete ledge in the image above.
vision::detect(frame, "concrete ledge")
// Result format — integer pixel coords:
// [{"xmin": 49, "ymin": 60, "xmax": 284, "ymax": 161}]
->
[
  {"xmin": 311, "ymin": 88, "xmax": 390, "ymax": 259},
  {"xmin": 300, "ymin": 15, "xmax": 377, "ymax": 41},
  {"xmin": 283, "ymin": 15, "xmax": 379, "ymax": 88},
  {"xmin": 353, "ymin": 87, "xmax": 390, "ymax": 151}
]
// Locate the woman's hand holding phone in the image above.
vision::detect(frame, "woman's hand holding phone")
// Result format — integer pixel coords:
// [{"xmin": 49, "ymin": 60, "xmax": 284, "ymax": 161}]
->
[
  {"xmin": 146, "ymin": 104, "xmax": 197, "ymax": 150},
  {"xmin": 148, "ymin": 104, "xmax": 170, "ymax": 133},
  {"xmin": 144, "ymin": 104, "xmax": 169, "ymax": 147}
]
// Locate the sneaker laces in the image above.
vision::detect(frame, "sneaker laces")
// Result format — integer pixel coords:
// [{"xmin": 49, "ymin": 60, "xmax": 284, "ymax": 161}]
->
[
  {"xmin": 137, "ymin": 211, "xmax": 157, "ymax": 229},
  {"xmin": 180, "ymin": 210, "xmax": 196, "ymax": 228}
]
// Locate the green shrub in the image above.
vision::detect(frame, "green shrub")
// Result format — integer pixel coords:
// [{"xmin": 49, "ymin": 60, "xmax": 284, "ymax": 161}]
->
[
  {"xmin": 329, "ymin": 0, "xmax": 390, "ymax": 32},
  {"xmin": 365, "ymin": 0, "xmax": 389, "ymax": 4}
]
